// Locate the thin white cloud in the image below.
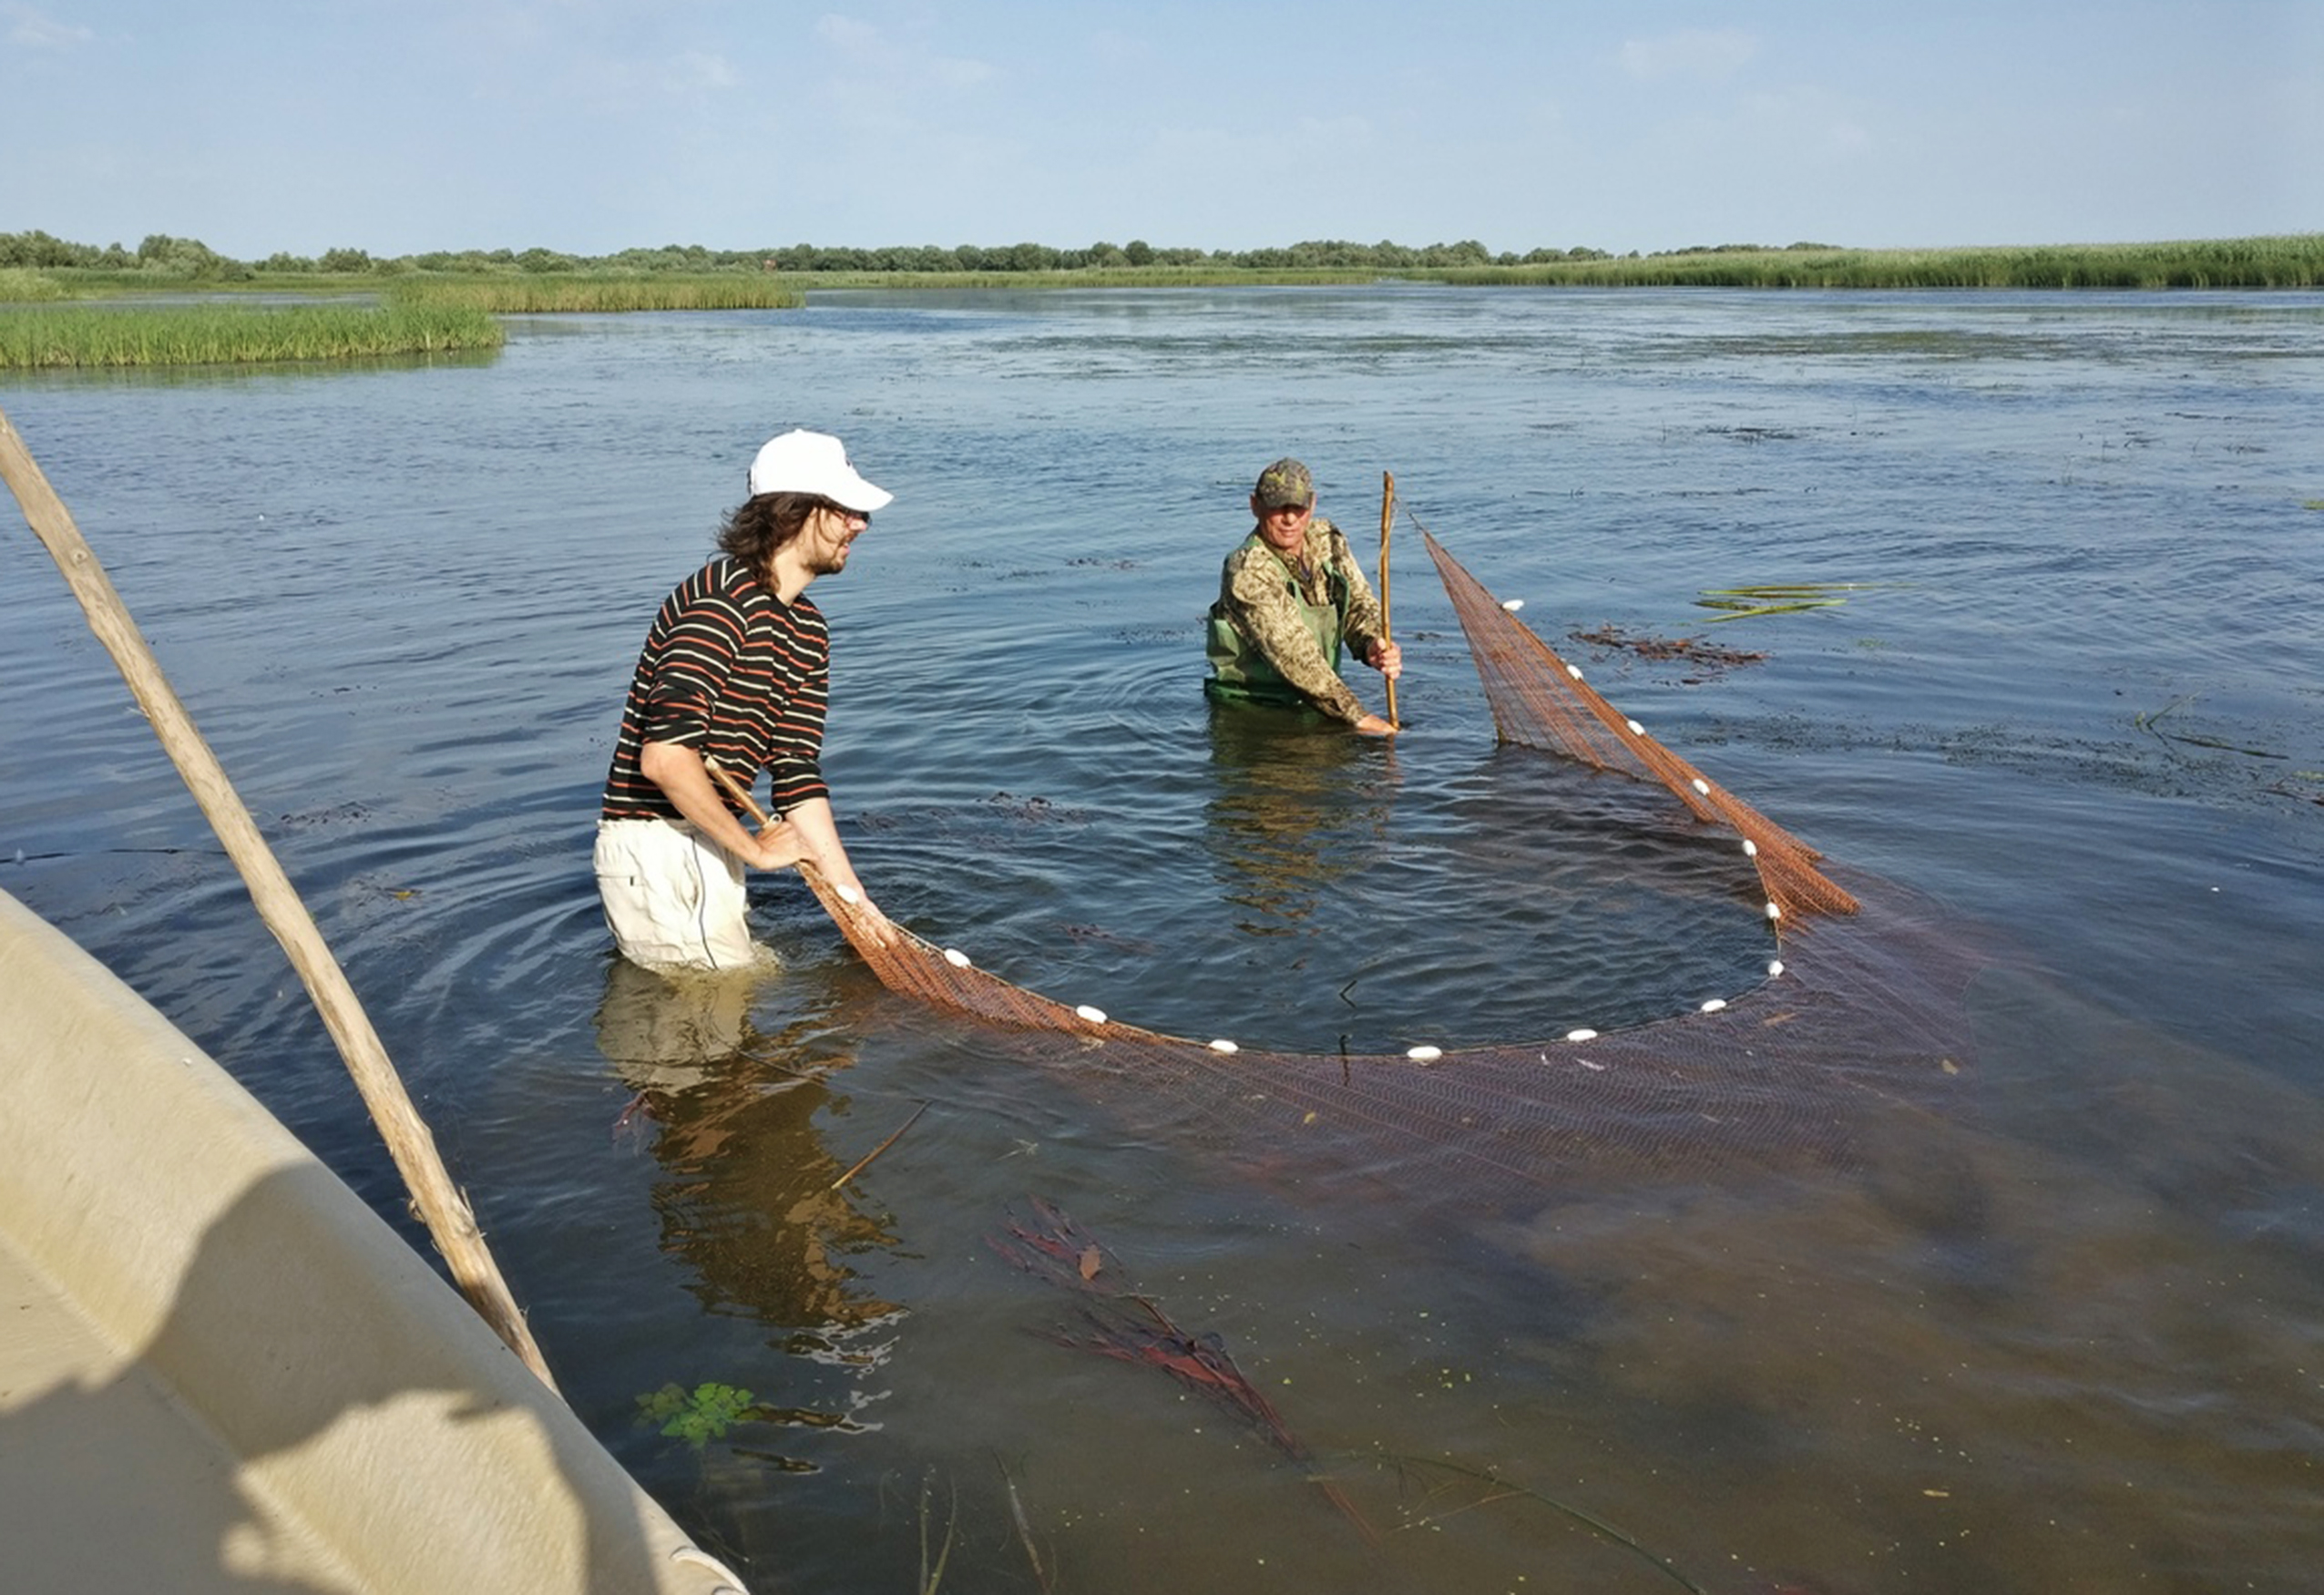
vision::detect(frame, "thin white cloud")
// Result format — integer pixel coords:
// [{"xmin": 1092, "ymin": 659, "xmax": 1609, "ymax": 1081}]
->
[
  {"xmin": 1620, "ymin": 28, "xmax": 1756, "ymax": 83},
  {"xmin": 660, "ymin": 50, "xmax": 736, "ymax": 94},
  {"xmin": 5, "ymin": 2, "xmax": 93, "ymax": 49},
  {"xmin": 1087, "ymin": 29, "xmax": 1150, "ymax": 71},
  {"xmin": 814, "ymin": 14, "xmax": 881, "ymax": 57},
  {"xmin": 814, "ymin": 14, "xmax": 993, "ymax": 92}
]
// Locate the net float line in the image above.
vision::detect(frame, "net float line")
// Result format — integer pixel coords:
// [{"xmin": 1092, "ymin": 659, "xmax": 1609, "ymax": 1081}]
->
[
  {"xmin": 790, "ymin": 534, "xmax": 1909, "ymax": 1083},
  {"xmin": 1420, "ymin": 528, "xmax": 1859, "ymax": 925}
]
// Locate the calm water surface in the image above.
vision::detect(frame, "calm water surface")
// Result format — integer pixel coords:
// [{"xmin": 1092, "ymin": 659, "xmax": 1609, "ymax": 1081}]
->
[{"xmin": 5, "ymin": 286, "xmax": 2322, "ymax": 1593}]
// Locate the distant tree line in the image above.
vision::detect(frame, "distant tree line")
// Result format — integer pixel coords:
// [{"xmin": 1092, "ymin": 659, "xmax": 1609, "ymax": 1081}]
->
[{"xmin": 2, "ymin": 229, "xmax": 1624, "ymax": 278}]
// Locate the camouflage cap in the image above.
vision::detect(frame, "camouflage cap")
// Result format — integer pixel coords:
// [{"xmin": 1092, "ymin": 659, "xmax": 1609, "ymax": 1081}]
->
[{"xmin": 1253, "ymin": 457, "xmax": 1316, "ymax": 510}]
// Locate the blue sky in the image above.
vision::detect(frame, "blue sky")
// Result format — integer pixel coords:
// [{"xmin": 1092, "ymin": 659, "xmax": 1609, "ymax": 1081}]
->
[{"xmin": 4, "ymin": 1, "xmax": 2319, "ymax": 259}]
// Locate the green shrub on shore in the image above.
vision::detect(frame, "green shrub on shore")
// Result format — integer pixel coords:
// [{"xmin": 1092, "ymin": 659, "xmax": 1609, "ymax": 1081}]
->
[
  {"xmin": 0, "ymin": 300, "xmax": 504, "ymax": 369},
  {"xmin": 0, "ymin": 268, "xmax": 69, "ymax": 303}
]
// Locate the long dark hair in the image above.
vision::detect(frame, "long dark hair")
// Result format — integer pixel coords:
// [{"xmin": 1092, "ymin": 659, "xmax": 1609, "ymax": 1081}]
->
[{"xmin": 717, "ymin": 491, "xmax": 834, "ymax": 568}]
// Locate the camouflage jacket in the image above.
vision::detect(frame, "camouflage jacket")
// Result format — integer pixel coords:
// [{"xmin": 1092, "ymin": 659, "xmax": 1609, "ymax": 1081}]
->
[{"xmin": 1205, "ymin": 516, "xmax": 1385, "ymax": 723}]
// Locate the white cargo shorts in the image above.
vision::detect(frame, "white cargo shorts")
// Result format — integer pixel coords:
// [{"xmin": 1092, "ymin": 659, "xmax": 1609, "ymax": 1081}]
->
[{"xmin": 594, "ymin": 817, "xmax": 758, "ymax": 972}]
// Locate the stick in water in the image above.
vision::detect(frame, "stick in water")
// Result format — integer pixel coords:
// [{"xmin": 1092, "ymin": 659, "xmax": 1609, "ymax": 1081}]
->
[
  {"xmin": 829, "ymin": 1101, "xmax": 929, "ymax": 1191},
  {"xmin": 0, "ymin": 404, "xmax": 557, "ymax": 1390},
  {"xmin": 1377, "ymin": 469, "xmax": 1399, "ymax": 729}
]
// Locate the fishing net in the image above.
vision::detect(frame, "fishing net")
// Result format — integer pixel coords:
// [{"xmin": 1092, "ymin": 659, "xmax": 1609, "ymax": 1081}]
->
[{"xmin": 802, "ymin": 534, "xmax": 1980, "ymax": 1204}]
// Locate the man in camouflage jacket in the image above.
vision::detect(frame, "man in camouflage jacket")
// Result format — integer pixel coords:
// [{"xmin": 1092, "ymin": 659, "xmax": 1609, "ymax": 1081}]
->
[{"xmin": 1203, "ymin": 457, "xmax": 1402, "ymax": 735}]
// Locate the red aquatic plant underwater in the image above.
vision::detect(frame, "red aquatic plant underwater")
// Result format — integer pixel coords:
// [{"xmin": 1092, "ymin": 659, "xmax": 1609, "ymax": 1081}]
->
[{"xmin": 988, "ymin": 1197, "xmax": 1377, "ymax": 1545}]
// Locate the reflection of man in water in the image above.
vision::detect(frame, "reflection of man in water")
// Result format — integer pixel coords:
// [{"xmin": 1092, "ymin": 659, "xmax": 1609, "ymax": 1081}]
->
[
  {"xmin": 1202, "ymin": 708, "xmax": 1382, "ymax": 936},
  {"xmin": 592, "ymin": 960, "xmax": 898, "ymax": 1330},
  {"xmin": 1203, "ymin": 458, "xmax": 1403, "ymax": 736}
]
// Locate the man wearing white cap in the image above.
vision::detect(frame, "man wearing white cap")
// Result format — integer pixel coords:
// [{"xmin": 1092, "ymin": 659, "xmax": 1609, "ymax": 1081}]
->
[{"xmin": 595, "ymin": 429, "xmax": 896, "ymax": 970}]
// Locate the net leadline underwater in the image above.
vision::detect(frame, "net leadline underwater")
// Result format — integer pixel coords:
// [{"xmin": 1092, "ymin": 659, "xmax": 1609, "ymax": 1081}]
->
[{"xmin": 798, "ymin": 534, "xmax": 1981, "ymax": 1206}]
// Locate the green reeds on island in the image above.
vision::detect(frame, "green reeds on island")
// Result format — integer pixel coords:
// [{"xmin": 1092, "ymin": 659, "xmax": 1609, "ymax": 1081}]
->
[
  {"xmin": 0, "ymin": 300, "xmax": 504, "ymax": 370},
  {"xmin": 388, "ymin": 274, "xmax": 805, "ymax": 312},
  {"xmin": 1429, "ymin": 234, "xmax": 2324, "ymax": 290}
]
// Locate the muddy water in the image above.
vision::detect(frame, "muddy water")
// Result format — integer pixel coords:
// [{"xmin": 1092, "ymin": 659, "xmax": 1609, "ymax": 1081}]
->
[{"xmin": 5, "ymin": 285, "xmax": 2321, "ymax": 1592}]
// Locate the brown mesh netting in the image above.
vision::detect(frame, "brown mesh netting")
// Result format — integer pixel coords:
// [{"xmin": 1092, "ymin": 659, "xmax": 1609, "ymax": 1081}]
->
[
  {"xmin": 1420, "ymin": 530, "xmax": 1859, "ymax": 925},
  {"xmin": 797, "ymin": 535, "xmax": 1979, "ymax": 1202}
]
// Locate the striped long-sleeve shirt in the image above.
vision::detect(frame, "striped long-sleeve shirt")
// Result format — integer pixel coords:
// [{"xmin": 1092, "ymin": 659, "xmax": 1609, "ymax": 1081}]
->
[{"xmin": 600, "ymin": 555, "xmax": 833, "ymax": 821}]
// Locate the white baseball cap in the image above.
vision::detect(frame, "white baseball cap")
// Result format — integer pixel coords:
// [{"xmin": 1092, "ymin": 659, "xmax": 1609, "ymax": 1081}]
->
[{"xmin": 746, "ymin": 429, "xmax": 894, "ymax": 512}]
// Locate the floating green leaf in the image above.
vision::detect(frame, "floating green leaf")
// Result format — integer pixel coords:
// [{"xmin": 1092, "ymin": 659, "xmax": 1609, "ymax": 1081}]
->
[
  {"xmin": 635, "ymin": 1380, "xmax": 757, "ymax": 1449},
  {"xmin": 1693, "ymin": 581, "xmax": 1901, "ymax": 622}
]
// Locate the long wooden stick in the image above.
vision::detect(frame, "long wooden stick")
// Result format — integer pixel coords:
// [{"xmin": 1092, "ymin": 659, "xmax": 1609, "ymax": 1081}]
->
[
  {"xmin": 1377, "ymin": 470, "xmax": 1398, "ymax": 728},
  {"xmin": 705, "ymin": 758, "xmax": 772, "ymax": 825},
  {"xmin": 704, "ymin": 758, "xmax": 864, "ymax": 931},
  {"xmin": 828, "ymin": 1100, "xmax": 929, "ymax": 1192},
  {"xmin": 0, "ymin": 404, "xmax": 557, "ymax": 1393}
]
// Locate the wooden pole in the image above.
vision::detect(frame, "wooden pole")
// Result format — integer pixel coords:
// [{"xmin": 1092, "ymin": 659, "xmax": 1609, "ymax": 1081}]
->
[
  {"xmin": 1377, "ymin": 470, "xmax": 1398, "ymax": 729},
  {"xmin": 0, "ymin": 404, "xmax": 558, "ymax": 1393}
]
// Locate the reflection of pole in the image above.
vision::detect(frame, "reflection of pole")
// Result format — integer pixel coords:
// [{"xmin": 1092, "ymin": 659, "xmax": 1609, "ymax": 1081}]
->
[
  {"xmin": 1377, "ymin": 470, "xmax": 1398, "ymax": 729},
  {"xmin": 0, "ymin": 404, "xmax": 558, "ymax": 1394}
]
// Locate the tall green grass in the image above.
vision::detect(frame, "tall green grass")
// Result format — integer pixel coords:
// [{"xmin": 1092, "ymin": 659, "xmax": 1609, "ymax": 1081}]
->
[
  {"xmin": 1425, "ymin": 235, "xmax": 2324, "ymax": 290},
  {"xmin": 773, "ymin": 265, "xmax": 1382, "ymax": 291},
  {"xmin": 0, "ymin": 301, "xmax": 504, "ymax": 369},
  {"xmin": 389, "ymin": 274, "xmax": 804, "ymax": 312}
]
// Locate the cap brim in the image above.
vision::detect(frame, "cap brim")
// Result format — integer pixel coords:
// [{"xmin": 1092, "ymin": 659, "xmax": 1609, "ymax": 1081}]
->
[{"xmin": 831, "ymin": 477, "xmax": 894, "ymax": 514}]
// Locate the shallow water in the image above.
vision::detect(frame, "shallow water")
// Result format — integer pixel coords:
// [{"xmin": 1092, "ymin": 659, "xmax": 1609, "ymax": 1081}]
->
[{"xmin": 5, "ymin": 286, "xmax": 2322, "ymax": 1593}]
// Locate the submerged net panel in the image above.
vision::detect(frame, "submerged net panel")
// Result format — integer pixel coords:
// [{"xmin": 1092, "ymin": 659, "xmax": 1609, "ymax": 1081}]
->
[
  {"xmin": 1422, "ymin": 531, "xmax": 1858, "ymax": 924},
  {"xmin": 792, "ymin": 531, "xmax": 1977, "ymax": 1201}
]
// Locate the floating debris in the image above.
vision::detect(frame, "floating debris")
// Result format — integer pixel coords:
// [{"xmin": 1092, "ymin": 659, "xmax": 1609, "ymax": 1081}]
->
[{"xmin": 1571, "ymin": 625, "xmax": 1768, "ymax": 673}]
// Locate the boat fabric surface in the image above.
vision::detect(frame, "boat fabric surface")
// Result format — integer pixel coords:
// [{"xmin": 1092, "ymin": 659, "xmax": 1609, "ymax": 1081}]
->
[{"xmin": 0, "ymin": 887, "xmax": 748, "ymax": 1595}]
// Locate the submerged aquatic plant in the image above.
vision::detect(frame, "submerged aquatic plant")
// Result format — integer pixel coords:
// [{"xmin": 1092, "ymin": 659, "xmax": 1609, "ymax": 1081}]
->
[
  {"xmin": 635, "ymin": 1380, "xmax": 757, "ymax": 1449},
  {"xmin": 990, "ymin": 1198, "xmax": 1379, "ymax": 1545}
]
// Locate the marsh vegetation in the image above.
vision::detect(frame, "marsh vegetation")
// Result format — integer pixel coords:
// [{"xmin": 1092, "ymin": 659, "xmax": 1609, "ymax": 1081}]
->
[
  {"xmin": 4, "ymin": 229, "xmax": 2317, "ymax": 367},
  {"xmin": 0, "ymin": 299, "xmax": 504, "ymax": 369}
]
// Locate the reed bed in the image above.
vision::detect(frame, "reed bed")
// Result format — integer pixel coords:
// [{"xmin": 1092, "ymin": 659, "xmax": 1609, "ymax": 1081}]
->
[
  {"xmin": 1427, "ymin": 235, "xmax": 2324, "ymax": 290},
  {"xmin": 782, "ymin": 266, "xmax": 1382, "ymax": 291},
  {"xmin": 0, "ymin": 301, "xmax": 504, "ymax": 369},
  {"xmin": 388, "ymin": 275, "xmax": 804, "ymax": 312}
]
